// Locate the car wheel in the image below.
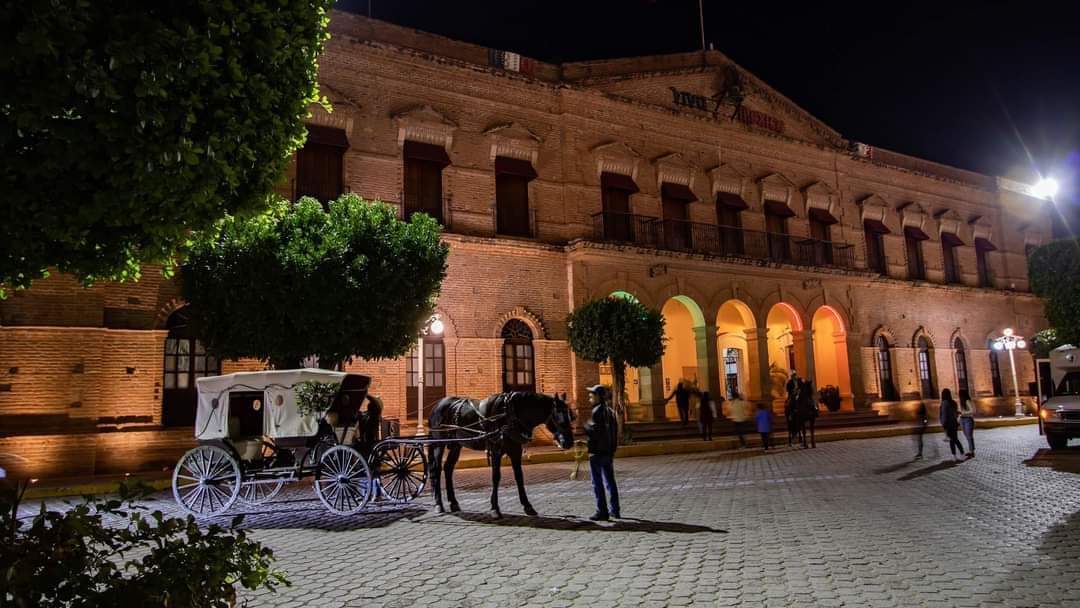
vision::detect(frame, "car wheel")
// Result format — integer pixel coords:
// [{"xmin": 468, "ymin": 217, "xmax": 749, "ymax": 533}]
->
[{"xmin": 1047, "ymin": 433, "xmax": 1068, "ymax": 450}]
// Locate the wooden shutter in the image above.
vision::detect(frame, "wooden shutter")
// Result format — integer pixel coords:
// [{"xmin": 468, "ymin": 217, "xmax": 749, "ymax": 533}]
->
[
  {"xmin": 496, "ymin": 173, "xmax": 531, "ymax": 236},
  {"xmin": 296, "ymin": 142, "xmax": 344, "ymax": 203}
]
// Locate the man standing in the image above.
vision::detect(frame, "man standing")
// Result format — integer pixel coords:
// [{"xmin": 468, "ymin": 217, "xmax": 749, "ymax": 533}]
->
[
  {"xmin": 584, "ymin": 384, "xmax": 620, "ymax": 521},
  {"xmin": 785, "ymin": 371, "xmax": 799, "ymax": 446},
  {"xmin": 666, "ymin": 382, "xmax": 692, "ymax": 426},
  {"xmin": 727, "ymin": 391, "xmax": 751, "ymax": 448}
]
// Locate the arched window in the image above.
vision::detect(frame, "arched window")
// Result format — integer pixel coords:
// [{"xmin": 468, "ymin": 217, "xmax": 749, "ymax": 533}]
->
[
  {"xmin": 502, "ymin": 319, "xmax": 535, "ymax": 392},
  {"xmin": 876, "ymin": 335, "xmax": 898, "ymax": 401},
  {"xmin": 989, "ymin": 347, "xmax": 1004, "ymax": 397},
  {"xmin": 954, "ymin": 337, "xmax": 970, "ymax": 393},
  {"xmin": 917, "ymin": 336, "xmax": 936, "ymax": 399},
  {"xmin": 163, "ymin": 307, "xmax": 220, "ymax": 427}
]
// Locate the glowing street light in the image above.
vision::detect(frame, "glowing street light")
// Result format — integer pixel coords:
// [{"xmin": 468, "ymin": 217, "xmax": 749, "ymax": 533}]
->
[
  {"xmin": 992, "ymin": 328, "xmax": 1027, "ymax": 416},
  {"xmin": 415, "ymin": 314, "xmax": 444, "ymax": 435},
  {"xmin": 1031, "ymin": 177, "xmax": 1059, "ymax": 200}
]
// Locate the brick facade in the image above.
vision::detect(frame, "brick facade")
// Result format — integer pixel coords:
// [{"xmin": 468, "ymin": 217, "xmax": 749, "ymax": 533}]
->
[{"xmin": 0, "ymin": 12, "xmax": 1051, "ymax": 479}]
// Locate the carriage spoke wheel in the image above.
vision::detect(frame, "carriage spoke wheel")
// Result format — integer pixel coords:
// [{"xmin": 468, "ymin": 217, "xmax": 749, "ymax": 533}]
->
[
  {"xmin": 237, "ymin": 479, "xmax": 284, "ymax": 506},
  {"xmin": 372, "ymin": 442, "xmax": 427, "ymax": 503},
  {"xmin": 172, "ymin": 446, "xmax": 241, "ymax": 517},
  {"xmin": 314, "ymin": 444, "xmax": 373, "ymax": 515}
]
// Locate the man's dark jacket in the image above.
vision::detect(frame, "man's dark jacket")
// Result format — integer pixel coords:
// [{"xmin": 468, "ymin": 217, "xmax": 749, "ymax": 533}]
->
[{"xmin": 586, "ymin": 403, "xmax": 619, "ymax": 455}]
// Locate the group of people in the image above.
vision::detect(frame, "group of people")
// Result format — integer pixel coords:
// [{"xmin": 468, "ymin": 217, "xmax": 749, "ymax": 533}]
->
[
  {"xmin": 916, "ymin": 388, "xmax": 978, "ymax": 460},
  {"xmin": 784, "ymin": 372, "xmax": 820, "ymax": 449}
]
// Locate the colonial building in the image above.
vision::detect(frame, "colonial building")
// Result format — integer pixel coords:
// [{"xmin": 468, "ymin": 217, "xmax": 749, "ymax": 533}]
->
[{"xmin": 0, "ymin": 12, "xmax": 1052, "ymax": 478}]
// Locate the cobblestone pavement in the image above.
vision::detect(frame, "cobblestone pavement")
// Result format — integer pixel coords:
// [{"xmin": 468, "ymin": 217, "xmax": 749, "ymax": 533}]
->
[{"xmin": 32, "ymin": 426, "xmax": 1080, "ymax": 607}]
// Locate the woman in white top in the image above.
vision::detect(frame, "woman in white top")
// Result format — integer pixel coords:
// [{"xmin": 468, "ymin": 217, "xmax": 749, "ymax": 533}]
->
[{"xmin": 957, "ymin": 388, "xmax": 976, "ymax": 457}]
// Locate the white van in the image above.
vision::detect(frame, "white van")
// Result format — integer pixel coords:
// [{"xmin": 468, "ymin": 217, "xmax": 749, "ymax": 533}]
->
[{"xmin": 1041, "ymin": 345, "xmax": 1080, "ymax": 449}]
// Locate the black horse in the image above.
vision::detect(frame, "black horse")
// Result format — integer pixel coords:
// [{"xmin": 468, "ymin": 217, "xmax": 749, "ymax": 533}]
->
[{"xmin": 427, "ymin": 391, "xmax": 574, "ymax": 518}]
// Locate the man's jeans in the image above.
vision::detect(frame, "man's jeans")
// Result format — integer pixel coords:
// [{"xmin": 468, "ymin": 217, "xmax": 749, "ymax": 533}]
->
[{"xmin": 589, "ymin": 453, "xmax": 620, "ymax": 516}]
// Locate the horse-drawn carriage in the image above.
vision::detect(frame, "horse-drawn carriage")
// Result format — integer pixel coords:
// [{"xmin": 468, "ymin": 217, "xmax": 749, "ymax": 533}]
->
[
  {"xmin": 171, "ymin": 369, "xmax": 427, "ymax": 517},
  {"xmin": 172, "ymin": 369, "xmax": 576, "ymax": 519}
]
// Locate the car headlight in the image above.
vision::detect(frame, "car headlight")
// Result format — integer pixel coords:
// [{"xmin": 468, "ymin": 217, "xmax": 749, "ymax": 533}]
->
[{"xmin": 1040, "ymin": 409, "xmax": 1054, "ymax": 420}]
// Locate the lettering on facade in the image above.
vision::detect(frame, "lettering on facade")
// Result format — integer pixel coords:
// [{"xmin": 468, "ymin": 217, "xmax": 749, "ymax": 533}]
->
[{"xmin": 668, "ymin": 86, "xmax": 784, "ymax": 135}]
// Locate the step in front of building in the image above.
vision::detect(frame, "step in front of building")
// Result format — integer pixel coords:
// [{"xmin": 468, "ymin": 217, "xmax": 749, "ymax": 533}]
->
[{"xmin": 627, "ymin": 410, "xmax": 896, "ymax": 442}]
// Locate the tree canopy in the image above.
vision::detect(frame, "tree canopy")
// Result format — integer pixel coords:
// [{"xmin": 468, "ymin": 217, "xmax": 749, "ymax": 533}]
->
[
  {"xmin": 1, "ymin": 0, "xmax": 333, "ymax": 296},
  {"xmin": 1029, "ymin": 239, "xmax": 1080, "ymax": 348},
  {"xmin": 181, "ymin": 195, "xmax": 449, "ymax": 368}
]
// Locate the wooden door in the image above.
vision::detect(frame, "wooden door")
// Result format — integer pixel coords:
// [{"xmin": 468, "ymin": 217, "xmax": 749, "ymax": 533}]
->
[
  {"xmin": 602, "ymin": 186, "xmax": 632, "ymax": 241},
  {"xmin": 662, "ymin": 196, "xmax": 690, "ymax": 250},
  {"xmin": 406, "ymin": 334, "xmax": 446, "ymax": 421},
  {"xmin": 295, "ymin": 142, "xmax": 344, "ymax": 203},
  {"xmin": 404, "ymin": 158, "xmax": 444, "ymax": 224},
  {"xmin": 496, "ymin": 174, "xmax": 531, "ymax": 236},
  {"xmin": 162, "ymin": 308, "xmax": 220, "ymax": 427}
]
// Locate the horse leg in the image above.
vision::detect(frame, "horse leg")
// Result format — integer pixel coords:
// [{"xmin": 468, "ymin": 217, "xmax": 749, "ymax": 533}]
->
[
  {"xmin": 429, "ymin": 444, "xmax": 445, "ymax": 513},
  {"xmin": 488, "ymin": 445, "xmax": 503, "ymax": 518},
  {"xmin": 443, "ymin": 445, "xmax": 462, "ymax": 512},
  {"xmin": 507, "ymin": 443, "xmax": 536, "ymax": 516}
]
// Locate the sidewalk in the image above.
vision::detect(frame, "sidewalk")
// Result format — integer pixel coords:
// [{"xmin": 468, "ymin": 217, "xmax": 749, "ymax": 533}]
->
[{"xmin": 20, "ymin": 416, "xmax": 1039, "ymax": 499}]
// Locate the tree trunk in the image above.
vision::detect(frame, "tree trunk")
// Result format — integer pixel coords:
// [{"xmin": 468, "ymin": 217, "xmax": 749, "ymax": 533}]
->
[{"xmin": 612, "ymin": 358, "xmax": 630, "ymax": 444}]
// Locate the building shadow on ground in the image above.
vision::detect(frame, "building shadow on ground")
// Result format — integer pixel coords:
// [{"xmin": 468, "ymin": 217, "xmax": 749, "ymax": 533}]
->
[
  {"xmin": 441, "ymin": 511, "xmax": 727, "ymax": 534},
  {"xmin": 1023, "ymin": 446, "xmax": 1080, "ymax": 474},
  {"xmin": 896, "ymin": 458, "xmax": 967, "ymax": 481},
  {"xmin": 198, "ymin": 502, "xmax": 428, "ymax": 531}
]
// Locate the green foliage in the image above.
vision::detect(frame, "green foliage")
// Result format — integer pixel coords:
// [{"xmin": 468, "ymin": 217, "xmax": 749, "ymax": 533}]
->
[
  {"xmin": 1, "ymin": 0, "xmax": 334, "ymax": 296},
  {"xmin": 1030, "ymin": 328, "xmax": 1063, "ymax": 359},
  {"xmin": 181, "ymin": 195, "xmax": 449, "ymax": 368},
  {"xmin": 566, "ymin": 296, "xmax": 666, "ymax": 369},
  {"xmin": 0, "ymin": 480, "xmax": 288, "ymax": 607},
  {"xmin": 1029, "ymin": 240, "xmax": 1080, "ymax": 347},
  {"xmin": 295, "ymin": 380, "xmax": 341, "ymax": 419}
]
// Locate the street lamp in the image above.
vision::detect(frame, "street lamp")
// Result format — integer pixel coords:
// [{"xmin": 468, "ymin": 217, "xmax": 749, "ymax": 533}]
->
[
  {"xmin": 992, "ymin": 327, "xmax": 1028, "ymax": 416},
  {"xmin": 415, "ymin": 314, "xmax": 444, "ymax": 435}
]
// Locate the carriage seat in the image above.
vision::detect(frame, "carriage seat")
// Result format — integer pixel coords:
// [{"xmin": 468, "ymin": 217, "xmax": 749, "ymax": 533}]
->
[{"xmin": 228, "ymin": 415, "xmax": 264, "ymax": 462}]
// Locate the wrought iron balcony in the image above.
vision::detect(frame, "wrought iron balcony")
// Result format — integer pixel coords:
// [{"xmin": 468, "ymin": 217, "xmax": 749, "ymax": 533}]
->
[{"xmin": 591, "ymin": 212, "xmax": 856, "ymax": 270}]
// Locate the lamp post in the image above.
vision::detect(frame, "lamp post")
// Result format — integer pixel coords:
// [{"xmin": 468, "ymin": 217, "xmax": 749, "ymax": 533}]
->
[
  {"xmin": 992, "ymin": 327, "xmax": 1027, "ymax": 416},
  {"xmin": 415, "ymin": 314, "xmax": 444, "ymax": 435}
]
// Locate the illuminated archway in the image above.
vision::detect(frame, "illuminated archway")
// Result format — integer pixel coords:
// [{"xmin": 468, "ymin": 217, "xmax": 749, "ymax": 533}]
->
[
  {"xmin": 766, "ymin": 303, "xmax": 805, "ymax": 397},
  {"xmin": 661, "ymin": 296, "xmax": 705, "ymax": 399},
  {"xmin": 811, "ymin": 305, "xmax": 852, "ymax": 405},
  {"xmin": 716, "ymin": 299, "xmax": 757, "ymax": 400}
]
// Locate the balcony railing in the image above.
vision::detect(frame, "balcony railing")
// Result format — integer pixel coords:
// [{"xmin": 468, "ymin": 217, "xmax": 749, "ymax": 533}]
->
[{"xmin": 591, "ymin": 212, "xmax": 857, "ymax": 270}]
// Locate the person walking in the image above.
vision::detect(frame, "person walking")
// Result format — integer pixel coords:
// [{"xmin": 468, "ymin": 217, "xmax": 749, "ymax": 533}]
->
[
  {"xmin": 755, "ymin": 402, "xmax": 773, "ymax": 451},
  {"xmin": 728, "ymin": 391, "xmax": 751, "ymax": 448},
  {"xmin": 914, "ymin": 400, "xmax": 929, "ymax": 459},
  {"xmin": 797, "ymin": 378, "xmax": 819, "ymax": 448},
  {"xmin": 785, "ymin": 371, "xmax": 800, "ymax": 446},
  {"xmin": 698, "ymin": 390, "xmax": 716, "ymax": 441},
  {"xmin": 584, "ymin": 385, "xmax": 620, "ymax": 521},
  {"xmin": 958, "ymin": 388, "xmax": 976, "ymax": 457},
  {"xmin": 666, "ymin": 382, "xmax": 692, "ymax": 427},
  {"xmin": 939, "ymin": 388, "xmax": 966, "ymax": 460}
]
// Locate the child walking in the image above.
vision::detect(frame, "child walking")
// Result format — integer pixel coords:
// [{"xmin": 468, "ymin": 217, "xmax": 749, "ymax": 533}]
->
[{"xmin": 755, "ymin": 402, "xmax": 773, "ymax": 451}]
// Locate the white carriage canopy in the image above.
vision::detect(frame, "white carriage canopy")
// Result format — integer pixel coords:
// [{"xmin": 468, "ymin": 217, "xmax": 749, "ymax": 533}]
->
[{"xmin": 195, "ymin": 369, "xmax": 347, "ymax": 440}]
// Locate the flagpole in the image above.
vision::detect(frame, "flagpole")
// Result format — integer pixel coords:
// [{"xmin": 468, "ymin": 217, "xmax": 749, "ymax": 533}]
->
[{"xmin": 698, "ymin": 0, "xmax": 706, "ymax": 54}]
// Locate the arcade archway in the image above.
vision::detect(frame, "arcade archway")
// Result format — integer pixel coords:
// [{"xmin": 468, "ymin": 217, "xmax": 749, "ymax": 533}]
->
[
  {"xmin": 716, "ymin": 299, "xmax": 757, "ymax": 400},
  {"xmin": 661, "ymin": 296, "xmax": 706, "ymax": 399},
  {"xmin": 766, "ymin": 303, "xmax": 805, "ymax": 398},
  {"xmin": 811, "ymin": 306, "xmax": 852, "ymax": 407}
]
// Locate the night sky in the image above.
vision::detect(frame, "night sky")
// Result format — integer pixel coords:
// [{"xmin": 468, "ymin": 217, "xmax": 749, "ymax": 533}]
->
[{"xmin": 338, "ymin": 0, "xmax": 1079, "ymax": 208}]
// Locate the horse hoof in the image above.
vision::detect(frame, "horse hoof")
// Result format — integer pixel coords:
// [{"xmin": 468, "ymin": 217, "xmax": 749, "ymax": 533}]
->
[
  {"xmin": 490, "ymin": 509, "xmax": 502, "ymax": 519},
  {"xmin": 524, "ymin": 506, "xmax": 538, "ymax": 516},
  {"xmin": 435, "ymin": 505, "xmax": 445, "ymax": 514},
  {"xmin": 449, "ymin": 504, "xmax": 461, "ymax": 513}
]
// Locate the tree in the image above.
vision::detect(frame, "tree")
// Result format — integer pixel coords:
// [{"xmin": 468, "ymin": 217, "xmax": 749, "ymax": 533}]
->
[
  {"xmin": 1, "ymin": 0, "xmax": 334, "ymax": 296},
  {"xmin": 566, "ymin": 296, "xmax": 666, "ymax": 437},
  {"xmin": 1029, "ymin": 240, "xmax": 1080, "ymax": 347},
  {"xmin": 181, "ymin": 195, "xmax": 449, "ymax": 368}
]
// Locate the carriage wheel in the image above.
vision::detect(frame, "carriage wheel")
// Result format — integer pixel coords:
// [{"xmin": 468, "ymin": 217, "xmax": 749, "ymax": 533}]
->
[
  {"xmin": 314, "ymin": 444, "xmax": 373, "ymax": 515},
  {"xmin": 172, "ymin": 445, "xmax": 241, "ymax": 517},
  {"xmin": 371, "ymin": 442, "xmax": 427, "ymax": 503},
  {"xmin": 237, "ymin": 479, "xmax": 285, "ymax": 506}
]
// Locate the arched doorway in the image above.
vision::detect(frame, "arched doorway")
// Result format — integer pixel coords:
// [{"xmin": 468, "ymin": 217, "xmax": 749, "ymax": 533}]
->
[
  {"xmin": 954, "ymin": 337, "xmax": 970, "ymax": 394},
  {"xmin": 766, "ymin": 303, "xmax": 805, "ymax": 397},
  {"xmin": 811, "ymin": 306, "xmax": 852, "ymax": 404},
  {"xmin": 988, "ymin": 341, "xmax": 1004, "ymax": 396},
  {"xmin": 406, "ymin": 333, "xmax": 445, "ymax": 421},
  {"xmin": 501, "ymin": 319, "xmax": 536, "ymax": 392},
  {"xmin": 875, "ymin": 334, "xmax": 898, "ymax": 401},
  {"xmin": 716, "ymin": 300, "xmax": 756, "ymax": 400},
  {"xmin": 660, "ymin": 296, "xmax": 705, "ymax": 399},
  {"xmin": 162, "ymin": 307, "xmax": 220, "ymax": 427},
  {"xmin": 916, "ymin": 335, "xmax": 937, "ymax": 399}
]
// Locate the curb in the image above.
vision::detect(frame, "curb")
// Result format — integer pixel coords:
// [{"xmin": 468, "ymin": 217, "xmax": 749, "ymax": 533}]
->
[{"xmin": 21, "ymin": 417, "xmax": 1039, "ymax": 499}]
